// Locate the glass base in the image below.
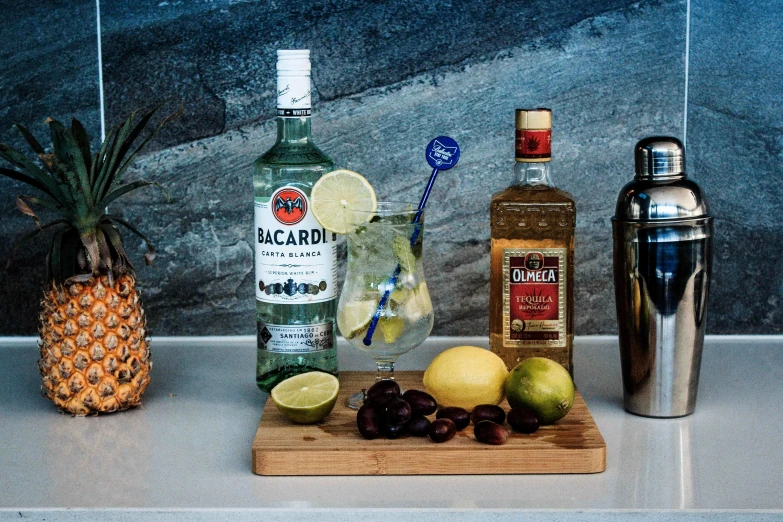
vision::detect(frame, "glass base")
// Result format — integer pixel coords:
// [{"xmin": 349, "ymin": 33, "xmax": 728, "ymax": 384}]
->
[
  {"xmin": 346, "ymin": 391, "xmax": 365, "ymax": 410},
  {"xmin": 345, "ymin": 362, "xmax": 400, "ymax": 410}
]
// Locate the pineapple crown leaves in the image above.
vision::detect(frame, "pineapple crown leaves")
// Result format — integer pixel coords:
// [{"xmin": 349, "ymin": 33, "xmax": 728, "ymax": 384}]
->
[{"xmin": 0, "ymin": 104, "xmax": 182, "ymax": 284}]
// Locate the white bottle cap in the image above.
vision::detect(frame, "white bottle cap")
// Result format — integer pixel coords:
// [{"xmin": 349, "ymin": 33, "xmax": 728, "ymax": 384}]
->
[
  {"xmin": 276, "ymin": 49, "xmax": 312, "ymax": 115},
  {"xmin": 276, "ymin": 50, "xmax": 311, "ymax": 72}
]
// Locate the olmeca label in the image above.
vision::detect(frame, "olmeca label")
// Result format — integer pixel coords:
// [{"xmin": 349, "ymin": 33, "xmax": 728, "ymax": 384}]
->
[
  {"xmin": 503, "ymin": 248, "xmax": 567, "ymax": 347},
  {"xmin": 255, "ymin": 186, "xmax": 337, "ymax": 304}
]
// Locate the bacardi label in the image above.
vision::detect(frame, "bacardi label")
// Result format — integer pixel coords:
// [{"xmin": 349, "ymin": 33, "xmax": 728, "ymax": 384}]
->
[
  {"xmin": 258, "ymin": 322, "xmax": 334, "ymax": 353},
  {"xmin": 255, "ymin": 186, "xmax": 337, "ymax": 304},
  {"xmin": 502, "ymin": 248, "xmax": 566, "ymax": 347}
]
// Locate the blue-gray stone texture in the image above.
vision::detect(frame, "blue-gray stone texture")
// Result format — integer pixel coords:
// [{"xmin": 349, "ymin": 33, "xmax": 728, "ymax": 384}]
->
[{"xmin": 0, "ymin": 0, "xmax": 780, "ymax": 336}]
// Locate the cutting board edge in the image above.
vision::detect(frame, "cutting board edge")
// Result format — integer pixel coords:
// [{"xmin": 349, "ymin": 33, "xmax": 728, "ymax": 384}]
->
[{"xmin": 253, "ymin": 446, "xmax": 606, "ymax": 476}]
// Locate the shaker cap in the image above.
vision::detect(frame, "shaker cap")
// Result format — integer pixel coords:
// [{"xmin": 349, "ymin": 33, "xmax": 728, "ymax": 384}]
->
[
  {"xmin": 635, "ymin": 136, "xmax": 684, "ymax": 177},
  {"xmin": 615, "ymin": 136, "xmax": 710, "ymax": 221}
]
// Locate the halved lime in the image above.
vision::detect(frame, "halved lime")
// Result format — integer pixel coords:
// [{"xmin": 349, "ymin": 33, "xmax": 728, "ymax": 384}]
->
[
  {"xmin": 310, "ymin": 169, "xmax": 377, "ymax": 234},
  {"xmin": 403, "ymin": 282, "xmax": 433, "ymax": 322},
  {"xmin": 270, "ymin": 372, "xmax": 340, "ymax": 424},
  {"xmin": 337, "ymin": 299, "xmax": 378, "ymax": 339}
]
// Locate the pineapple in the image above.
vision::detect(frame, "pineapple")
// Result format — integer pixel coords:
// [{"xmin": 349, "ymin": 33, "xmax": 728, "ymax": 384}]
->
[{"xmin": 0, "ymin": 107, "xmax": 177, "ymax": 415}]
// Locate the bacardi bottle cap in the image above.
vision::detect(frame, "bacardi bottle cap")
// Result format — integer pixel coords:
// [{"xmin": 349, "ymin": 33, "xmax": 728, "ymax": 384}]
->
[
  {"xmin": 276, "ymin": 49, "xmax": 311, "ymax": 72},
  {"xmin": 276, "ymin": 50, "xmax": 311, "ymax": 116}
]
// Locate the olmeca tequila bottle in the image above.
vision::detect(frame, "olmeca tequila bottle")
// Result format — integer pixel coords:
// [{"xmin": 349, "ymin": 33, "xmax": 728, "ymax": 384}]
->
[{"xmin": 254, "ymin": 50, "xmax": 338, "ymax": 392}]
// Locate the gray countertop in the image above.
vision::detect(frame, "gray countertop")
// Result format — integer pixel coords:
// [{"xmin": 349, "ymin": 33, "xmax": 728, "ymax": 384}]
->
[{"xmin": 1, "ymin": 335, "xmax": 782, "ymax": 521}]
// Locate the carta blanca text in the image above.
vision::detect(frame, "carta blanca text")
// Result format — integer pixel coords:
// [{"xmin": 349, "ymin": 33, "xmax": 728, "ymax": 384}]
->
[{"xmin": 260, "ymin": 250, "xmax": 322, "ymax": 258}]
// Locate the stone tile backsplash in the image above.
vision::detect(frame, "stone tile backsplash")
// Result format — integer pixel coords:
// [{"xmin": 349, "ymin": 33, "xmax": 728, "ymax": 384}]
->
[{"xmin": 0, "ymin": 0, "xmax": 779, "ymax": 336}]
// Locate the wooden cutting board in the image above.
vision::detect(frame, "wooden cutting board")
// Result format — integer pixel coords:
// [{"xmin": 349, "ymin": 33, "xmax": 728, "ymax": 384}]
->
[{"xmin": 252, "ymin": 371, "xmax": 606, "ymax": 475}]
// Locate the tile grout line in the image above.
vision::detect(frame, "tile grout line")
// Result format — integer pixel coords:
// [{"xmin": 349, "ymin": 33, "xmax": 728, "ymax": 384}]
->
[
  {"xmin": 683, "ymin": 0, "xmax": 691, "ymax": 149},
  {"xmin": 96, "ymin": 0, "xmax": 106, "ymax": 141}
]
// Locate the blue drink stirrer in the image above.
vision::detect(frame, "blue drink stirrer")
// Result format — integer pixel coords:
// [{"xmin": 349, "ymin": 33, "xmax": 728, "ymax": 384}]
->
[{"xmin": 362, "ymin": 136, "xmax": 461, "ymax": 346}]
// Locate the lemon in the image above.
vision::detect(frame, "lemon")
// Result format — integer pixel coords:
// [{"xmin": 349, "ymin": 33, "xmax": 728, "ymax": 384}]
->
[
  {"xmin": 270, "ymin": 372, "xmax": 340, "ymax": 424},
  {"xmin": 337, "ymin": 299, "xmax": 377, "ymax": 339},
  {"xmin": 505, "ymin": 357, "xmax": 574, "ymax": 425},
  {"xmin": 390, "ymin": 286, "xmax": 412, "ymax": 305},
  {"xmin": 403, "ymin": 282, "xmax": 433, "ymax": 322},
  {"xmin": 423, "ymin": 346, "xmax": 508, "ymax": 410},
  {"xmin": 378, "ymin": 315, "xmax": 406, "ymax": 344},
  {"xmin": 310, "ymin": 169, "xmax": 377, "ymax": 234}
]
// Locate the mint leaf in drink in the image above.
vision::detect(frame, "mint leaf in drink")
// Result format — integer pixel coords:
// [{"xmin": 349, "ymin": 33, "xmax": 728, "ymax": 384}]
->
[{"xmin": 393, "ymin": 234, "xmax": 416, "ymax": 273}]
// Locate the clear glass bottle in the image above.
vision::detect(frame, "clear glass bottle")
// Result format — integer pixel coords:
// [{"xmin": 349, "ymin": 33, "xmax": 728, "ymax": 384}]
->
[
  {"xmin": 489, "ymin": 109, "xmax": 576, "ymax": 376},
  {"xmin": 253, "ymin": 50, "xmax": 337, "ymax": 392}
]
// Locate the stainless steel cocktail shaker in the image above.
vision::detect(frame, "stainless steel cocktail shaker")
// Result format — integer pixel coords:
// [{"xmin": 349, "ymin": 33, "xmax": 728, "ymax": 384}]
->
[{"xmin": 612, "ymin": 137, "xmax": 713, "ymax": 417}]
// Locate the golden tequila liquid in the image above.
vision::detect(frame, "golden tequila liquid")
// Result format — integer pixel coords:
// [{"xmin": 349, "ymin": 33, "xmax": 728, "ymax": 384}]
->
[{"xmin": 489, "ymin": 109, "xmax": 576, "ymax": 376}]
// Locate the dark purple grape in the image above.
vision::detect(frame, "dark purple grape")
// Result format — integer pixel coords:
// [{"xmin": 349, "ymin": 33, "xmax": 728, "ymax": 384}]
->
[
  {"xmin": 507, "ymin": 407, "xmax": 540, "ymax": 434},
  {"xmin": 356, "ymin": 405, "xmax": 381, "ymax": 440},
  {"xmin": 436, "ymin": 406, "xmax": 470, "ymax": 430},
  {"xmin": 401, "ymin": 389, "xmax": 437, "ymax": 416},
  {"xmin": 429, "ymin": 418, "xmax": 457, "ymax": 443},
  {"xmin": 383, "ymin": 421, "xmax": 404, "ymax": 439},
  {"xmin": 474, "ymin": 421, "xmax": 509, "ymax": 445},
  {"xmin": 385, "ymin": 397, "xmax": 412, "ymax": 425},
  {"xmin": 364, "ymin": 380, "xmax": 400, "ymax": 407},
  {"xmin": 471, "ymin": 404, "xmax": 506, "ymax": 426},
  {"xmin": 404, "ymin": 415, "xmax": 431, "ymax": 437}
]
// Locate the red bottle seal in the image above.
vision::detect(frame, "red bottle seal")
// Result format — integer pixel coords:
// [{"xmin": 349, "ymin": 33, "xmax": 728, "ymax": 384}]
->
[{"xmin": 515, "ymin": 129, "xmax": 551, "ymax": 160}]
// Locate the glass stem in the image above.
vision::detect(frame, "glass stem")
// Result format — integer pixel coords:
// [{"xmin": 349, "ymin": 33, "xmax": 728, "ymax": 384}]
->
[{"xmin": 376, "ymin": 361, "xmax": 396, "ymax": 381}]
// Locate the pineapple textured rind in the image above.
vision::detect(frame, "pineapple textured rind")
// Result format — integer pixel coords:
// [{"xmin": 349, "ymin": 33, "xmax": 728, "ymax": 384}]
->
[
  {"xmin": 38, "ymin": 274, "xmax": 151, "ymax": 415},
  {"xmin": 0, "ymin": 107, "xmax": 178, "ymax": 415}
]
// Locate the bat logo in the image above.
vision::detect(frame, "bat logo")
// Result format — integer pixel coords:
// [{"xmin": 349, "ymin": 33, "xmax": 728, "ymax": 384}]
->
[
  {"xmin": 275, "ymin": 195, "xmax": 303, "ymax": 215},
  {"xmin": 271, "ymin": 187, "xmax": 307, "ymax": 225}
]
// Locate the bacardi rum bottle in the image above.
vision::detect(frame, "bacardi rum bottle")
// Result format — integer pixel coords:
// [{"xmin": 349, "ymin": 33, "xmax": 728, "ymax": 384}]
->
[
  {"xmin": 489, "ymin": 109, "xmax": 576, "ymax": 375},
  {"xmin": 254, "ymin": 50, "xmax": 338, "ymax": 392}
]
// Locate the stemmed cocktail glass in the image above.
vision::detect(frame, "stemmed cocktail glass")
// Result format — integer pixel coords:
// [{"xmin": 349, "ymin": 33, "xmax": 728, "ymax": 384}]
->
[{"xmin": 337, "ymin": 203, "xmax": 434, "ymax": 409}]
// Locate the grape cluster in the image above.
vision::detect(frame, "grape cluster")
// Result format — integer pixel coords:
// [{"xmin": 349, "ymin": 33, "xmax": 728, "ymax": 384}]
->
[{"xmin": 356, "ymin": 381, "xmax": 541, "ymax": 445}]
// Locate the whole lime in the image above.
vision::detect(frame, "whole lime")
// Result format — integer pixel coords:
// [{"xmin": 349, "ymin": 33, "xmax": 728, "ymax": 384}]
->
[{"xmin": 505, "ymin": 358, "xmax": 574, "ymax": 425}]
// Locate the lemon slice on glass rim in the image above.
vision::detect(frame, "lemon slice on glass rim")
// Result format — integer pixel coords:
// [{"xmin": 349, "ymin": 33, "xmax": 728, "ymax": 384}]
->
[
  {"xmin": 310, "ymin": 169, "xmax": 378, "ymax": 234},
  {"xmin": 270, "ymin": 371, "xmax": 340, "ymax": 424}
]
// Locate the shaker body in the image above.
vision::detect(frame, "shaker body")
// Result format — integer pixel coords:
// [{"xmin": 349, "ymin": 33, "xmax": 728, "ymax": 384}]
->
[{"xmin": 612, "ymin": 218, "xmax": 713, "ymax": 417}]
